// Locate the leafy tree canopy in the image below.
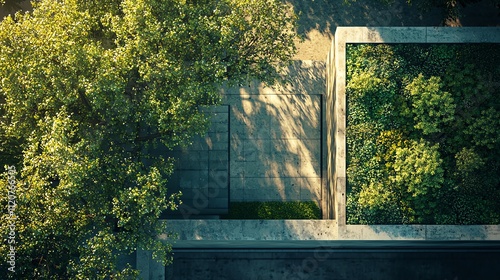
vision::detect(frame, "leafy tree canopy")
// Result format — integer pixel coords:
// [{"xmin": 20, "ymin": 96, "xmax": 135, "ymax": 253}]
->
[
  {"xmin": 0, "ymin": 0, "xmax": 297, "ymax": 278},
  {"xmin": 346, "ymin": 43, "xmax": 500, "ymax": 225}
]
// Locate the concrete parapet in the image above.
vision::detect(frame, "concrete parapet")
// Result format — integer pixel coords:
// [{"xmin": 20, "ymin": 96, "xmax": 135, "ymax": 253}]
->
[
  {"xmin": 339, "ymin": 225, "xmax": 500, "ymax": 240},
  {"xmin": 163, "ymin": 220, "xmax": 500, "ymax": 242},
  {"xmin": 163, "ymin": 219, "xmax": 338, "ymax": 241},
  {"xmin": 330, "ymin": 27, "xmax": 500, "ymax": 230}
]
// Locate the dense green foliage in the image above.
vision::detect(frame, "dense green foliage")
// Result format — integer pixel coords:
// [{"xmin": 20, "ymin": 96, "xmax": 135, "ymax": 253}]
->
[
  {"xmin": 0, "ymin": 0, "xmax": 297, "ymax": 278},
  {"xmin": 222, "ymin": 201, "xmax": 321, "ymax": 219},
  {"xmin": 346, "ymin": 43, "xmax": 500, "ymax": 225}
]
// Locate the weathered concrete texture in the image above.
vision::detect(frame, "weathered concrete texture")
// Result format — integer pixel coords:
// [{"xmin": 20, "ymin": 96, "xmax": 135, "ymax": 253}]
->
[
  {"xmin": 334, "ymin": 26, "xmax": 500, "ymax": 43},
  {"xmin": 164, "ymin": 106, "xmax": 229, "ymax": 217},
  {"xmin": 339, "ymin": 225, "xmax": 427, "ymax": 240},
  {"xmin": 137, "ymin": 249, "xmax": 165, "ymax": 280},
  {"xmin": 425, "ymin": 225, "xmax": 500, "ymax": 240},
  {"xmin": 164, "ymin": 220, "xmax": 500, "ymax": 242},
  {"xmin": 338, "ymin": 225, "xmax": 500, "ymax": 240},
  {"xmin": 222, "ymin": 60, "xmax": 326, "ymax": 203},
  {"xmin": 163, "ymin": 220, "xmax": 338, "ymax": 241},
  {"xmin": 335, "ymin": 26, "xmax": 427, "ymax": 43}
]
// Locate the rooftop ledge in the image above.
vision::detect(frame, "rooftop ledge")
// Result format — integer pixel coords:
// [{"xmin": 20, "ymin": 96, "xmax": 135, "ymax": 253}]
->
[
  {"xmin": 334, "ymin": 26, "xmax": 500, "ymax": 43},
  {"xmin": 162, "ymin": 220, "xmax": 500, "ymax": 242}
]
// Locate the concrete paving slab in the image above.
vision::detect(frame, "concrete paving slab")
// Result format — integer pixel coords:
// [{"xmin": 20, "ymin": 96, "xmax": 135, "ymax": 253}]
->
[
  {"xmin": 229, "ymin": 188, "xmax": 245, "ymax": 201},
  {"xmin": 209, "ymin": 121, "xmax": 228, "ymax": 133},
  {"xmin": 209, "ymin": 150, "xmax": 228, "ymax": 163},
  {"xmin": 179, "ymin": 170, "xmax": 208, "ymax": 189},
  {"xmin": 300, "ymin": 160, "xmax": 320, "ymax": 177},
  {"xmin": 208, "ymin": 170, "xmax": 228, "ymax": 188},
  {"xmin": 229, "ymin": 162, "xmax": 244, "ymax": 178},
  {"xmin": 284, "ymin": 183, "xmax": 301, "ymax": 200},
  {"xmin": 209, "ymin": 142, "xmax": 228, "ymax": 151},
  {"xmin": 299, "ymin": 178, "xmax": 321, "ymax": 201},
  {"xmin": 207, "ymin": 132, "xmax": 228, "ymax": 143}
]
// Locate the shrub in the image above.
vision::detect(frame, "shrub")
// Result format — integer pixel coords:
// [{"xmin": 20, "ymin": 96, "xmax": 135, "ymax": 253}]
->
[
  {"xmin": 222, "ymin": 201, "xmax": 321, "ymax": 219},
  {"xmin": 346, "ymin": 43, "xmax": 500, "ymax": 225}
]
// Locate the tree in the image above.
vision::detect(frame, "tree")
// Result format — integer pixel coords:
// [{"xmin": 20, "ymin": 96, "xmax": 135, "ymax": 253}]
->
[
  {"xmin": 346, "ymin": 43, "xmax": 500, "ymax": 225},
  {"xmin": 0, "ymin": 0, "xmax": 297, "ymax": 278},
  {"xmin": 404, "ymin": 74, "xmax": 455, "ymax": 135}
]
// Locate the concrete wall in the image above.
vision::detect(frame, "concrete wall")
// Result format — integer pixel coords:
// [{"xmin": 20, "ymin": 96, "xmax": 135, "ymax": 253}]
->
[
  {"xmin": 165, "ymin": 106, "xmax": 230, "ymax": 217},
  {"xmin": 164, "ymin": 220, "xmax": 338, "ymax": 241},
  {"xmin": 222, "ymin": 60, "xmax": 326, "ymax": 204},
  {"xmin": 139, "ymin": 224, "xmax": 500, "ymax": 280}
]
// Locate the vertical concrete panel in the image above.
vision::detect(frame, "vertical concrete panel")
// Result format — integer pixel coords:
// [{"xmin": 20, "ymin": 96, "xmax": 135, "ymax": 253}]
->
[
  {"xmin": 137, "ymin": 249, "xmax": 164, "ymax": 280},
  {"xmin": 165, "ymin": 106, "xmax": 229, "ymax": 216},
  {"xmin": 334, "ymin": 31, "xmax": 347, "ymax": 226},
  {"xmin": 224, "ymin": 61, "xmax": 325, "ymax": 204}
]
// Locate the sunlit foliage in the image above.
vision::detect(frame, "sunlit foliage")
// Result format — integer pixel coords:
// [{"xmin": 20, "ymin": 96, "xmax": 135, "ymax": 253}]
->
[
  {"xmin": 0, "ymin": 0, "xmax": 297, "ymax": 278},
  {"xmin": 347, "ymin": 43, "xmax": 500, "ymax": 225}
]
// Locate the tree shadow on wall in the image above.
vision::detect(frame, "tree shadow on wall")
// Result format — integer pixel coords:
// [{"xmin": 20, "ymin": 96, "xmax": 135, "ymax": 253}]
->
[{"xmin": 220, "ymin": 60, "xmax": 326, "ymax": 208}]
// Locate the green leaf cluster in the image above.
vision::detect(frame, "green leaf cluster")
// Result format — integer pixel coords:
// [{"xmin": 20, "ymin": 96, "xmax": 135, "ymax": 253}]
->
[
  {"xmin": 0, "ymin": 0, "xmax": 297, "ymax": 278},
  {"xmin": 222, "ymin": 201, "xmax": 321, "ymax": 219},
  {"xmin": 346, "ymin": 43, "xmax": 500, "ymax": 225}
]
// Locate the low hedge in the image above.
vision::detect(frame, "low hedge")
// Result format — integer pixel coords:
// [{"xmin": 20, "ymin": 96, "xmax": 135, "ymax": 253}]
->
[{"xmin": 222, "ymin": 201, "xmax": 321, "ymax": 219}]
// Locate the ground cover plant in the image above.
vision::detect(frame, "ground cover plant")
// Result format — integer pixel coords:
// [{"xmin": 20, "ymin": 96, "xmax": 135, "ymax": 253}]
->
[
  {"xmin": 346, "ymin": 43, "xmax": 500, "ymax": 224},
  {"xmin": 222, "ymin": 201, "xmax": 321, "ymax": 219}
]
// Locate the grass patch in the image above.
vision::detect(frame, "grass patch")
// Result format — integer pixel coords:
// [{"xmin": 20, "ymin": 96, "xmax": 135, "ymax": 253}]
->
[{"xmin": 221, "ymin": 201, "xmax": 321, "ymax": 219}]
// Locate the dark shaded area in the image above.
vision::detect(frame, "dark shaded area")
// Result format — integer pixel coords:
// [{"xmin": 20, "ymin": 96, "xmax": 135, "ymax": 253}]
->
[
  {"xmin": 167, "ymin": 241, "xmax": 500, "ymax": 280},
  {"xmin": 160, "ymin": 106, "xmax": 230, "ymax": 219}
]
